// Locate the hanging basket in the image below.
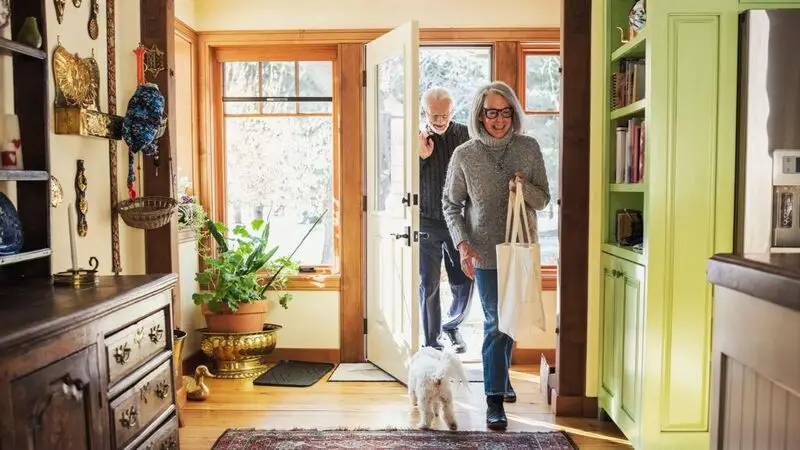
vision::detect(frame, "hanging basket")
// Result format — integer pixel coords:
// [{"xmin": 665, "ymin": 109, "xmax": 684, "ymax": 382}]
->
[{"xmin": 116, "ymin": 196, "xmax": 178, "ymax": 230}]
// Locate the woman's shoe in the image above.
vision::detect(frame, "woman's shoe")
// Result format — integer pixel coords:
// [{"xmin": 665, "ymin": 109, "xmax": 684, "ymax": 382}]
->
[{"xmin": 486, "ymin": 394, "xmax": 508, "ymax": 430}]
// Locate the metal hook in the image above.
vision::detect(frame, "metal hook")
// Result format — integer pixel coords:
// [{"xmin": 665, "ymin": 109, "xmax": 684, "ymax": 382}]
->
[
  {"xmin": 57, "ymin": 35, "xmax": 61, "ymax": 45},
  {"xmin": 91, "ymin": 48, "xmax": 95, "ymax": 57}
]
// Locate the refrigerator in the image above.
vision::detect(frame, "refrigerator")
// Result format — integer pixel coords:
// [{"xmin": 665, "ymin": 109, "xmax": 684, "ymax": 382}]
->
[{"xmin": 736, "ymin": 9, "xmax": 800, "ymax": 254}]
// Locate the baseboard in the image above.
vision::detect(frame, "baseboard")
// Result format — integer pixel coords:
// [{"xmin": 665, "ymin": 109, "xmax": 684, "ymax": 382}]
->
[
  {"xmin": 552, "ymin": 393, "xmax": 598, "ymax": 418},
  {"xmin": 183, "ymin": 347, "xmax": 341, "ymax": 375},
  {"xmin": 511, "ymin": 347, "xmax": 555, "ymax": 365}
]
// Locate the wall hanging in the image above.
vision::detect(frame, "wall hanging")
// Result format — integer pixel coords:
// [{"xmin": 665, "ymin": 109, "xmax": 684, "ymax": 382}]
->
[
  {"xmin": 75, "ymin": 159, "xmax": 88, "ymax": 236},
  {"xmin": 53, "ymin": 40, "xmax": 123, "ymax": 140},
  {"xmin": 107, "ymin": 0, "xmax": 122, "ymax": 274},
  {"xmin": 54, "ymin": 0, "xmax": 65, "ymax": 24},
  {"xmin": 88, "ymin": 0, "xmax": 98, "ymax": 39},
  {"xmin": 115, "ymin": 43, "xmax": 176, "ymax": 230},
  {"xmin": 50, "ymin": 175, "xmax": 63, "ymax": 208}
]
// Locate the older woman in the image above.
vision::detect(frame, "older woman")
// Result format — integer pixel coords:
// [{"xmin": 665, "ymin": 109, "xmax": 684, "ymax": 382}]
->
[{"xmin": 442, "ymin": 81, "xmax": 550, "ymax": 429}]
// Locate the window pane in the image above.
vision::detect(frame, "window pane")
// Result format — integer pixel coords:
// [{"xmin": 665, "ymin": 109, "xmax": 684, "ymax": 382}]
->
[
  {"xmin": 261, "ymin": 62, "xmax": 296, "ymax": 114},
  {"xmin": 524, "ymin": 114, "xmax": 560, "ymax": 265},
  {"xmin": 419, "ymin": 46, "xmax": 492, "ymax": 124},
  {"xmin": 525, "ymin": 55, "xmax": 561, "ymax": 112},
  {"xmin": 224, "ymin": 116, "xmax": 333, "ymax": 265},
  {"xmin": 299, "ymin": 61, "xmax": 333, "ymax": 113},
  {"xmin": 223, "ymin": 62, "xmax": 259, "ymax": 114},
  {"xmin": 375, "ymin": 55, "xmax": 405, "ymax": 213}
]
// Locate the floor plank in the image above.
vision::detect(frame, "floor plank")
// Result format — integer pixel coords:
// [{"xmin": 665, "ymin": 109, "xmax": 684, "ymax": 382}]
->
[{"xmin": 179, "ymin": 364, "xmax": 631, "ymax": 449}]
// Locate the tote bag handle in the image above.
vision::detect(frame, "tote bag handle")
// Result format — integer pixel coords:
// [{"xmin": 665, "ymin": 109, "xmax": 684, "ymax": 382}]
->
[{"xmin": 504, "ymin": 181, "xmax": 533, "ymax": 244}]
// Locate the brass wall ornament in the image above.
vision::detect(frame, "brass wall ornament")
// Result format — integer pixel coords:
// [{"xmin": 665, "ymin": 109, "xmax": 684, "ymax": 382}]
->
[
  {"xmin": 143, "ymin": 44, "xmax": 165, "ymax": 80},
  {"xmin": 50, "ymin": 175, "xmax": 63, "ymax": 207},
  {"xmin": 87, "ymin": 0, "xmax": 98, "ymax": 39},
  {"xmin": 54, "ymin": 0, "xmax": 65, "ymax": 24},
  {"xmin": 76, "ymin": 159, "xmax": 88, "ymax": 236},
  {"xmin": 73, "ymin": 0, "xmax": 81, "ymax": 6},
  {"xmin": 53, "ymin": 42, "xmax": 123, "ymax": 140}
]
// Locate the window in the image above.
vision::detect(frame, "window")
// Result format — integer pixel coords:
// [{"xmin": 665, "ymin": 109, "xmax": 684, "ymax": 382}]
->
[
  {"xmin": 419, "ymin": 46, "xmax": 492, "ymax": 123},
  {"xmin": 522, "ymin": 49, "xmax": 560, "ymax": 266},
  {"xmin": 221, "ymin": 57, "xmax": 335, "ymax": 268}
]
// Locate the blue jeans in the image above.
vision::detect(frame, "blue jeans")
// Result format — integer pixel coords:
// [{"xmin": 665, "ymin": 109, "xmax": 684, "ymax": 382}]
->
[
  {"xmin": 475, "ymin": 268, "xmax": 514, "ymax": 396},
  {"xmin": 419, "ymin": 223, "xmax": 474, "ymax": 348}
]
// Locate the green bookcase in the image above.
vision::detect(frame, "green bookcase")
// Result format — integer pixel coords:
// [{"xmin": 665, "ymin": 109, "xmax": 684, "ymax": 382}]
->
[{"xmin": 591, "ymin": 0, "xmax": 741, "ymax": 448}]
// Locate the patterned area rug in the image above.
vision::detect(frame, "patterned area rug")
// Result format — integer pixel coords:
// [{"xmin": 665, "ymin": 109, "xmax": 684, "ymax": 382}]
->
[{"xmin": 211, "ymin": 428, "xmax": 578, "ymax": 449}]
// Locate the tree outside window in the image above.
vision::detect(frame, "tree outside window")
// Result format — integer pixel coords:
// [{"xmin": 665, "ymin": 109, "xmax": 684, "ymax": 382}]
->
[{"xmin": 523, "ymin": 51, "xmax": 561, "ymax": 266}]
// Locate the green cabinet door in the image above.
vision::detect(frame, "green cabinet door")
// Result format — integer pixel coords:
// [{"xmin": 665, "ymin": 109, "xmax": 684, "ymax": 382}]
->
[{"xmin": 599, "ymin": 253, "xmax": 646, "ymax": 446}]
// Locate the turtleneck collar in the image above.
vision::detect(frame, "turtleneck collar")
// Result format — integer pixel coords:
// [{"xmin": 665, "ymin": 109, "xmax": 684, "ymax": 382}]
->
[{"xmin": 476, "ymin": 126, "xmax": 515, "ymax": 149}]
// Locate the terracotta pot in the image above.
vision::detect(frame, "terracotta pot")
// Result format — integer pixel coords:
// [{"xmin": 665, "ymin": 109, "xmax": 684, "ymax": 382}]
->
[{"xmin": 201, "ymin": 301, "xmax": 268, "ymax": 334}]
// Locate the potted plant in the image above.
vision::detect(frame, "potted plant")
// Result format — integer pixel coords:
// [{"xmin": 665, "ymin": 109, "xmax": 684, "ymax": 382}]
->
[{"xmin": 192, "ymin": 212, "xmax": 323, "ymax": 333}]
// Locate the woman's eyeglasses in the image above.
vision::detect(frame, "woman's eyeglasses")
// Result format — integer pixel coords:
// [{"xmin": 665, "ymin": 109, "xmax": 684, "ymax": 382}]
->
[{"xmin": 483, "ymin": 107, "xmax": 513, "ymax": 119}]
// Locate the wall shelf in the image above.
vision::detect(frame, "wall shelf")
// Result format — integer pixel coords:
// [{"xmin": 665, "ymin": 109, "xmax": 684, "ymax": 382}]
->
[
  {"xmin": 0, "ymin": 37, "xmax": 46, "ymax": 60},
  {"xmin": 611, "ymin": 31, "xmax": 646, "ymax": 62},
  {"xmin": 602, "ymin": 243, "xmax": 646, "ymax": 266},
  {"xmin": 609, "ymin": 182, "xmax": 645, "ymax": 193},
  {"xmin": 610, "ymin": 99, "xmax": 646, "ymax": 120},
  {"xmin": 0, "ymin": 170, "xmax": 49, "ymax": 181},
  {"xmin": 0, "ymin": 249, "xmax": 52, "ymax": 267}
]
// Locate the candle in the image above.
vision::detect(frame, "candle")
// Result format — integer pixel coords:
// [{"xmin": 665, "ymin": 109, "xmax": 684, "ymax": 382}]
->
[{"xmin": 67, "ymin": 203, "xmax": 79, "ymax": 271}]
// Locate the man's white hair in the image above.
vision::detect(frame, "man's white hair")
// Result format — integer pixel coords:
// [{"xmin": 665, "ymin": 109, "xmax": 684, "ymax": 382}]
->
[{"xmin": 421, "ymin": 87, "xmax": 453, "ymax": 111}]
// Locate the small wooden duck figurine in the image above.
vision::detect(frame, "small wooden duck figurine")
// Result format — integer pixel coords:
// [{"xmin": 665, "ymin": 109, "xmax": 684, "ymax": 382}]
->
[{"xmin": 183, "ymin": 365, "xmax": 214, "ymax": 401}]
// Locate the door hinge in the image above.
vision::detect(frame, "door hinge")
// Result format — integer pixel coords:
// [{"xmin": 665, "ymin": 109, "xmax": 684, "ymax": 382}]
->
[
  {"xmin": 362, "ymin": 194, "xmax": 367, "ymax": 212},
  {"xmin": 361, "ymin": 70, "xmax": 366, "ymax": 87},
  {"xmin": 363, "ymin": 318, "xmax": 368, "ymax": 334}
]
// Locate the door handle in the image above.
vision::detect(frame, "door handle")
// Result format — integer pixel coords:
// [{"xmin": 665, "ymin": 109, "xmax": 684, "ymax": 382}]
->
[{"xmin": 390, "ymin": 226, "xmax": 411, "ymax": 247}]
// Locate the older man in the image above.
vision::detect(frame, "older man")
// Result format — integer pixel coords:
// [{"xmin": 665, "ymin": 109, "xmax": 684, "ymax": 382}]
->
[{"xmin": 417, "ymin": 87, "xmax": 473, "ymax": 353}]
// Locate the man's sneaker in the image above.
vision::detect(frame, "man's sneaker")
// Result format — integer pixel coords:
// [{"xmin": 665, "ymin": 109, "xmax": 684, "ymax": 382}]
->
[{"xmin": 443, "ymin": 329, "xmax": 467, "ymax": 353}]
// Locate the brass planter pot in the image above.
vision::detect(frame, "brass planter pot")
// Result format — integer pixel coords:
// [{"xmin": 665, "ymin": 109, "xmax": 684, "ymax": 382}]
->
[{"xmin": 199, "ymin": 324, "xmax": 281, "ymax": 379}]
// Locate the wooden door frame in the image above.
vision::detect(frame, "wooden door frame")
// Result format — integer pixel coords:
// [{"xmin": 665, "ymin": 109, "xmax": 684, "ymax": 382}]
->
[{"xmin": 191, "ymin": 25, "xmax": 594, "ymax": 416}]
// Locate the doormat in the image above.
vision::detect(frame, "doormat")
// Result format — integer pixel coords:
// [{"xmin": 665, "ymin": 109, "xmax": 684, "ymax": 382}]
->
[
  {"xmin": 463, "ymin": 362, "xmax": 483, "ymax": 382},
  {"xmin": 212, "ymin": 428, "xmax": 578, "ymax": 449},
  {"xmin": 327, "ymin": 362, "xmax": 397, "ymax": 382},
  {"xmin": 252, "ymin": 360, "xmax": 334, "ymax": 387}
]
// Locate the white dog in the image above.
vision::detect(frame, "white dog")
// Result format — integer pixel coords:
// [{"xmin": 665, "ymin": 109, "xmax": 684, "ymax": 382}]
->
[{"xmin": 407, "ymin": 347, "xmax": 470, "ymax": 430}]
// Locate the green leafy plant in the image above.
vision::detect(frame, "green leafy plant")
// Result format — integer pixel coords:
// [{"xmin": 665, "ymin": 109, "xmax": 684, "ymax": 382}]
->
[{"xmin": 192, "ymin": 212, "xmax": 324, "ymax": 312}]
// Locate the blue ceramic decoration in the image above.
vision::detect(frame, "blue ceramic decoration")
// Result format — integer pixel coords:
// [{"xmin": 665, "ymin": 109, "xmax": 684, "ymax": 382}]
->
[{"xmin": 0, "ymin": 192, "xmax": 23, "ymax": 255}]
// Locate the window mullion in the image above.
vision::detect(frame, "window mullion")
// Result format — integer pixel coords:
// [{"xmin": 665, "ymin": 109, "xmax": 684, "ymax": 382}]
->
[
  {"xmin": 258, "ymin": 62, "xmax": 263, "ymax": 115},
  {"xmin": 294, "ymin": 61, "xmax": 300, "ymax": 114}
]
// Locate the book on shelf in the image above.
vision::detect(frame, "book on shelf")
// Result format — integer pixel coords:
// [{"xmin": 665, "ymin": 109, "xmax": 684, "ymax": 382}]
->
[
  {"xmin": 611, "ymin": 58, "xmax": 646, "ymax": 109},
  {"xmin": 614, "ymin": 118, "xmax": 645, "ymax": 184}
]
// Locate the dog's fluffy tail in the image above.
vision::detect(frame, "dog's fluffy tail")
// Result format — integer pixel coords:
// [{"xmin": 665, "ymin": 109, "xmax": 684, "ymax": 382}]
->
[{"xmin": 441, "ymin": 349, "xmax": 472, "ymax": 392}]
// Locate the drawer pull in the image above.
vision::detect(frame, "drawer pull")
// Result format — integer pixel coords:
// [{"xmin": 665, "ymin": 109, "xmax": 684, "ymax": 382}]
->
[
  {"xmin": 119, "ymin": 405, "xmax": 138, "ymax": 429},
  {"xmin": 139, "ymin": 381, "xmax": 152, "ymax": 403},
  {"xmin": 113, "ymin": 343, "xmax": 131, "ymax": 365},
  {"xmin": 155, "ymin": 380, "xmax": 170, "ymax": 400},
  {"xmin": 149, "ymin": 324, "xmax": 164, "ymax": 344},
  {"xmin": 134, "ymin": 327, "xmax": 145, "ymax": 346}
]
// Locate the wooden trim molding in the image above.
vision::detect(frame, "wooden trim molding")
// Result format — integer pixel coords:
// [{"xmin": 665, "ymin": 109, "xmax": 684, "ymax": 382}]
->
[
  {"xmin": 198, "ymin": 28, "xmax": 560, "ymax": 45},
  {"xmin": 337, "ymin": 43, "xmax": 365, "ymax": 363},
  {"xmin": 555, "ymin": 0, "xmax": 591, "ymax": 417}
]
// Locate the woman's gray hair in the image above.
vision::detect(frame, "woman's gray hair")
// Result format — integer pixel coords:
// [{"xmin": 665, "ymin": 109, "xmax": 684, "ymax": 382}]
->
[{"xmin": 467, "ymin": 81, "xmax": 526, "ymax": 139}]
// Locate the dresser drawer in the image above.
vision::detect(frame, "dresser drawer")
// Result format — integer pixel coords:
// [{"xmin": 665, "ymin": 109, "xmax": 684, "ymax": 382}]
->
[
  {"xmin": 106, "ymin": 308, "xmax": 167, "ymax": 384},
  {"xmin": 110, "ymin": 359, "xmax": 174, "ymax": 449},
  {"xmin": 136, "ymin": 414, "xmax": 179, "ymax": 450}
]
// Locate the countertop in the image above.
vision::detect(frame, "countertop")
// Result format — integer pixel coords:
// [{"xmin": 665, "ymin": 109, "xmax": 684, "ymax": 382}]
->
[{"xmin": 707, "ymin": 253, "xmax": 800, "ymax": 312}]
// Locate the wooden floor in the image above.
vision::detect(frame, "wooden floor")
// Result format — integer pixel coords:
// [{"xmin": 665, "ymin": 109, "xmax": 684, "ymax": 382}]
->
[{"xmin": 178, "ymin": 364, "xmax": 631, "ymax": 449}]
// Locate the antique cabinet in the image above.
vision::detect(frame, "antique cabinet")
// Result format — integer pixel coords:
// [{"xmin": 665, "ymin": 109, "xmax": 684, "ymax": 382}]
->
[{"xmin": 0, "ymin": 274, "xmax": 180, "ymax": 450}]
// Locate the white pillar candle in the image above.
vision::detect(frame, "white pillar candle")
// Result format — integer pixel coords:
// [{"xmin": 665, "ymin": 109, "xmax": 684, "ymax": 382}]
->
[{"xmin": 67, "ymin": 203, "xmax": 79, "ymax": 271}]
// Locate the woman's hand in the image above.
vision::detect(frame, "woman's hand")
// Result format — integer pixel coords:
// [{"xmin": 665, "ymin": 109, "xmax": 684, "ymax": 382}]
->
[
  {"xmin": 457, "ymin": 241, "xmax": 479, "ymax": 280},
  {"xmin": 509, "ymin": 171, "xmax": 525, "ymax": 192}
]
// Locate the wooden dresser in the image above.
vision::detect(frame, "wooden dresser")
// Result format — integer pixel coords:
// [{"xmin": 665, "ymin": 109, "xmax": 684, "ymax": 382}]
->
[
  {"xmin": 707, "ymin": 253, "xmax": 800, "ymax": 450},
  {"xmin": 0, "ymin": 274, "xmax": 180, "ymax": 450}
]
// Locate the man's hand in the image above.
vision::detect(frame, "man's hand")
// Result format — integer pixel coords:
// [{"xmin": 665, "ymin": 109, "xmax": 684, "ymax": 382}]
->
[
  {"xmin": 457, "ymin": 241, "xmax": 479, "ymax": 280},
  {"xmin": 509, "ymin": 171, "xmax": 525, "ymax": 192},
  {"xmin": 419, "ymin": 131, "xmax": 434, "ymax": 159}
]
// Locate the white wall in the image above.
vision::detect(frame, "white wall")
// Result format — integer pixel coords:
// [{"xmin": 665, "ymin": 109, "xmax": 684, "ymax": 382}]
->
[
  {"xmin": 1, "ymin": 0, "xmax": 145, "ymax": 275},
  {"xmin": 191, "ymin": 0, "xmax": 561, "ymax": 30}
]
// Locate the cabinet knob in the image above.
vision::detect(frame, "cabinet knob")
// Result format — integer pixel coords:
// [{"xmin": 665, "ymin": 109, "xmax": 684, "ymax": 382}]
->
[
  {"xmin": 119, "ymin": 405, "xmax": 138, "ymax": 429},
  {"xmin": 114, "ymin": 343, "xmax": 131, "ymax": 365},
  {"xmin": 155, "ymin": 379, "xmax": 170, "ymax": 400},
  {"xmin": 149, "ymin": 324, "xmax": 164, "ymax": 344}
]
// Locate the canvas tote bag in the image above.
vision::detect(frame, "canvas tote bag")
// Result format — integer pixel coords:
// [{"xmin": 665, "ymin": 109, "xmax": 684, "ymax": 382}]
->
[{"xmin": 496, "ymin": 182, "xmax": 545, "ymax": 341}]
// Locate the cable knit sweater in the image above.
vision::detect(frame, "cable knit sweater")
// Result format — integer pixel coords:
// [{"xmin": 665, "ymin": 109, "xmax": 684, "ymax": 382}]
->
[{"xmin": 442, "ymin": 130, "xmax": 550, "ymax": 269}]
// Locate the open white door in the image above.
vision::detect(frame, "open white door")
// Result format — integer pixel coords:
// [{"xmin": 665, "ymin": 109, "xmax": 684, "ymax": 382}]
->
[{"xmin": 365, "ymin": 21, "xmax": 420, "ymax": 385}]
